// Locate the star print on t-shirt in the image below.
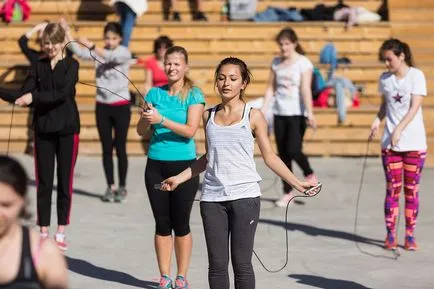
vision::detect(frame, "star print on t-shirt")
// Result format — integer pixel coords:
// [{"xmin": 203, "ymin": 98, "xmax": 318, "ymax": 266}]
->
[{"xmin": 392, "ymin": 93, "xmax": 403, "ymax": 103}]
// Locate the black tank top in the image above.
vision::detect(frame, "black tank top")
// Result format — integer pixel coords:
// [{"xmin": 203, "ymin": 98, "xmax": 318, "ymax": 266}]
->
[{"xmin": 0, "ymin": 227, "xmax": 43, "ymax": 289}]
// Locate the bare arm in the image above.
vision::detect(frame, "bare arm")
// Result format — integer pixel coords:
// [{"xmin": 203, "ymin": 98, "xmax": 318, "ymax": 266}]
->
[
  {"xmin": 145, "ymin": 103, "xmax": 204, "ymax": 139},
  {"xmin": 160, "ymin": 110, "xmax": 210, "ymax": 191},
  {"xmin": 161, "ymin": 104, "xmax": 204, "ymax": 138},
  {"xmin": 136, "ymin": 118, "xmax": 151, "ymax": 136},
  {"xmin": 369, "ymin": 95, "xmax": 387, "ymax": 140},
  {"xmin": 144, "ymin": 69, "xmax": 153, "ymax": 96},
  {"xmin": 261, "ymin": 68, "xmax": 275, "ymax": 113},
  {"xmin": 395, "ymin": 94, "xmax": 424, "ymax": 131},
  {"xmin": 301, "ymin": 68, "xmax": 316, "ymax": 127},
  {"xmin": 37, "ymin": 239, "xmax": 68, "ymax": 289},
  {"xmin": 251, "ymin": 109, "xmax": 313, "ymax": 193},
  {"xmin": 136, "ymin": 105, "xmax": 152, "ymax": 136},
  {"xmin": 171, "ymin": 154, "xmax": 207, "ymax": 185},
  {"xmin": 376, "ymin": 96, "xmax": 387, "ymax": 121}
]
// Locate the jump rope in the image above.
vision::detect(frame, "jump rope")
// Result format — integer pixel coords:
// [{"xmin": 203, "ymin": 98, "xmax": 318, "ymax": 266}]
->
[
  {"xmin": 3, "ymin": 33, "xmax": 399, "ymax": 273},
  {"xmin": 61, "ymin": 40, "xmax": 325, "ymax": 272}
]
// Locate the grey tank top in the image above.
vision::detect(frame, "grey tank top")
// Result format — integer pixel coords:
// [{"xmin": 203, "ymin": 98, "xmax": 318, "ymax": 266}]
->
[{"xmin": 201, "ymin": 104, "xmax": 262, "ymax": 202}]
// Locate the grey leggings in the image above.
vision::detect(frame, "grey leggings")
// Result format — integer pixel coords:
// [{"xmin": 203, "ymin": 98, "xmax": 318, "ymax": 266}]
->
[{"xmin": 200, "ymin": 197, "xmax": 260, "ymax": 289}]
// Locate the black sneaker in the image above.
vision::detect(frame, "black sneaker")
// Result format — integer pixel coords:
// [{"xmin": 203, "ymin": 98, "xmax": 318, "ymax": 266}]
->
[
  {"xmin": 172, "ymin": 11, "xmax": 181, "ymax": 21},
  {"xmin": 193, "ymin": 11, "xmax": 208, "ymax": 21}
]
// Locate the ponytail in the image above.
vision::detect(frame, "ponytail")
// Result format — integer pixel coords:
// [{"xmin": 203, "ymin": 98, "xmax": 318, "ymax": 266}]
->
[
  {"xmin": 401, "ymin": 42, "xmax": 415, "ymax": 67},
  {"xmin": 295, "ymin": 43, "xmax": 305, "ymax": 55},
  {"xmin": 180, "ymin": 75, "xmax": 194, "ymax": 101}
]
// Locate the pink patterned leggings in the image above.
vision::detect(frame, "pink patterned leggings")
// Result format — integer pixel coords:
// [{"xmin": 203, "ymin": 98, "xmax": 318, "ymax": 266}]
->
[{"xmin": 381, "ymin": 149, "xmax": 426, "ymax": 237}]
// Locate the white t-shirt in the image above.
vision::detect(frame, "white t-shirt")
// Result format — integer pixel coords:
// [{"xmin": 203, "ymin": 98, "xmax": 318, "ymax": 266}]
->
[
  {"xmin": 271, "ymin": 55, "xmax": 313, "ymax": 116},
  {"xmin": 378, "ymin": 67, "xmax": 427, "ymax": 151}
]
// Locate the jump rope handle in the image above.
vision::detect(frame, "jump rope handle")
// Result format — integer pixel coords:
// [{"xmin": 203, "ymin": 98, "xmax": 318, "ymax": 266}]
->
[
  {"xmin": 139, "ymin": 99, "xmax": 153, "ymax": 114},
  {"xmin": 303, "ymin": 182, "xmax": 322, "ymax": 197}
]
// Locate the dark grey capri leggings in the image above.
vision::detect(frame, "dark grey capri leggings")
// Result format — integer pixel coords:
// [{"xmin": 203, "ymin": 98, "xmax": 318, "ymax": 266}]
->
[{"xmin": 200, "ymin": 197, "xmax": 261, "ymax": 289}]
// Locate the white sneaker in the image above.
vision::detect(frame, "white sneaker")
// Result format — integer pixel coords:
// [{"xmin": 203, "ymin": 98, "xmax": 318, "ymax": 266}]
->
[
  {"xmin": 40, "ymin": 232, "xmax": 49, "ymax": 240},
  {"xmin": 54, "ymin": 233, "xmax": 68, "ymax": 251}
]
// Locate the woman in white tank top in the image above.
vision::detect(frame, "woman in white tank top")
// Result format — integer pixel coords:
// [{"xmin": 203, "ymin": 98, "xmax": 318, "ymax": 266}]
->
[{"xmin": 158, "ymin": 57, "xmax": 318, "ymax": 289}]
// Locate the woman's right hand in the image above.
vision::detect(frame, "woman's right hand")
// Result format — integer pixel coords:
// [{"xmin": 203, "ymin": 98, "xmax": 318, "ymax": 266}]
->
[
  {"xmin": 139, "ymin": 103, "xmax": 152, "ymax": 120},
  {"xmin": 160, "ymin": 176, "xmax": 182, "ymax": 191},
  {"xmin": 369, "ymin": 118, "xmax": 380, "ymax": 140}
]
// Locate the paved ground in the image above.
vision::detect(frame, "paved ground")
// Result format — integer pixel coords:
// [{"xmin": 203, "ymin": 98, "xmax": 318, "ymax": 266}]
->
[{"xmin": 11, "ymin": 154, "xmax": 434, "ymax": 289}]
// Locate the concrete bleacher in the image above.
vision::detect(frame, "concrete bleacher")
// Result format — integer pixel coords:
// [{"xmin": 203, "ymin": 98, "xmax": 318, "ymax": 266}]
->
[
  {"xmin": 28, "ymin": 0, "xmax": 384, "ymax": 21},
  {"xmin": 0, "ymin": 0, "xmax": 433, "ymax": 166}
]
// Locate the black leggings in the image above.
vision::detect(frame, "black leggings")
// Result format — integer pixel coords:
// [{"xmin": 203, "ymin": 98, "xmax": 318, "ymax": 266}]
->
[
  {"xmin": 145, "ymin": 158, "xmax": 199, "ymax": 236},
  {"xmin": 34, "ymin": 132, "xmax": 79, "ymax": 226},
  {"xmin": 200, "ymin": 197, "xmax": 260, "ymax": 289},
  {"xmin": 274, "ymin": 115, "xmax": 313, "ymax": 193},
  {"xmin": 96, "ymin": 103, "xmax": 131, "ymax": 187}
]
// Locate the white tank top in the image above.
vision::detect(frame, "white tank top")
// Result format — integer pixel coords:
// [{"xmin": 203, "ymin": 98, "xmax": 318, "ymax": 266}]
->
[{"xmin": 201, "ymin": 104, "xmax": 262, "ymax": 202}]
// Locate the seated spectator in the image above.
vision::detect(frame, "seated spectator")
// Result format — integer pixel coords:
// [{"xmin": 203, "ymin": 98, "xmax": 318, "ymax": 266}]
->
[
  {"xmin": 163, "ymin": 0, "xmax": 207, "ymax": 21},
  {"xmin": 319, "ymin": 42, "xmax": 360, "ymax": 124}
]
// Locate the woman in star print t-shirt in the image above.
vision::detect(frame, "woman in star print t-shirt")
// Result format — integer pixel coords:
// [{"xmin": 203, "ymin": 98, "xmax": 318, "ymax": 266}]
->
[{"xmin": 370, "ymin": 39, "xmax": 427, "ymax": 252}]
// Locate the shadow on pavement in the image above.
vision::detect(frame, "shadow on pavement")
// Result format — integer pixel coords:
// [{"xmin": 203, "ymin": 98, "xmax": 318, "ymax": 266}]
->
[
  {"xmin": 67, "ymin": 256, "xmax": 159, "ymax": 288},
  {"xmin": 289, "ymin": 274, "xmax": 373, "ymax": 289}
]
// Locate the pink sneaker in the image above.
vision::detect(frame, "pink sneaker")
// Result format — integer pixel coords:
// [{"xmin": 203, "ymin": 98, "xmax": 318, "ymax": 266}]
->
[
  {"xmin": 40, "ymin": 232, "xmax": 49, "ymax": 240},
  {"xmin": 275, "ymin": 193, "xmax": 293, "ymax": 208},
  {"xmin": 54, "ymin": 233, "xmax": 68, "ymax": 251},
  {"xmin": 305, "ymin": 174, "xmax": 318, "ymax": 183}
]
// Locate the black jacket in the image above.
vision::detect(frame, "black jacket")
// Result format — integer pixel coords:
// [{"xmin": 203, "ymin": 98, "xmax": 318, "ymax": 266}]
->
[{"xmin": 0, "ymin": 56, "xmax": 80, "ymax": 135}]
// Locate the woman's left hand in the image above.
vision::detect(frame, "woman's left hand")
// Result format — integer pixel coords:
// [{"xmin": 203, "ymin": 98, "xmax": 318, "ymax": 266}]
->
[
  {"xmin": 307, "ymin": 113, "xmax": 317, "ymax": 130},
  {"xmin": 15, "ymin": 93, "xmax": 32, "ymax": 107},
  {"xmin": 141, "ymin": 103, "xmax": 164, "ymax": 125},
  {"xmin": 391, "ymin": 128, "xmax": 402, "ymax": 147}
]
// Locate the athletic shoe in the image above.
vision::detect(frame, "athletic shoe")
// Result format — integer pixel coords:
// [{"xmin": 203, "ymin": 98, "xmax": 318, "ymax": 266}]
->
[
  {"xmin": 172, "ymin": 12, "xmax": 181, "ymax": 21},
  {"xmin": 54, "ymin": 233, "xmax": 68, "ymax": 251},
  {"xmin": 275, "ymin": 193, "xmax": 293, "ymax": 208},
  {"xmin": 192, "ymin": 11, "xmax": 208, "ymax": 21},
  {"xmin": 158, "ymin": 274, "xmax": 173, "ymax": 289},
  {"xmin": 101, "ymin": 187, "xmax": 115, "ymax": 202},
  {"xmin": 40, "ymin": 232, "xmax": 49, "ymax": 240},
  {"xmin": 305, "ymin": 174, "xmax": 318, "ymax": 183},
  {"xmin": 174, "ymin": 275, "xmax": 189, "ymax": 289},
  {"xmin": 404, "ymin": 236, "xmax": 418, "ymax": 251},
  {"xmin": 384, "ymin": 234, "xmax": 397, "ymax": 250},
  {"xmin": 115, "ymin": 187, "xmax": 128, "ymax": 203}
]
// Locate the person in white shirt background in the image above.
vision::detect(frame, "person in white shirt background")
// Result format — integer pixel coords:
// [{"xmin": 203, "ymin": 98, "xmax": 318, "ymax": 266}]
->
[
  {"xmin": 370, "ymin": 39, "xmax": 427, "ymax": 251},
  {"xmin": 261, "ymin": 27, "xmax": 318, "ymax": 208}
]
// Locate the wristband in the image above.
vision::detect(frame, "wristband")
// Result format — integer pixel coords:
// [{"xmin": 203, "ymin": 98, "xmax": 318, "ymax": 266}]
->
[{"xmin": 158, "ymin": 116, "xmax": 165, "ymax": 125}]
